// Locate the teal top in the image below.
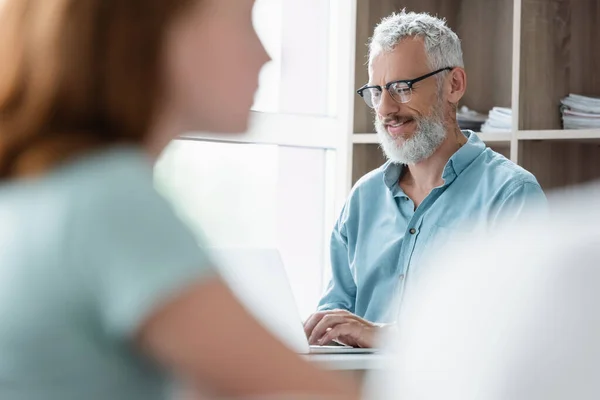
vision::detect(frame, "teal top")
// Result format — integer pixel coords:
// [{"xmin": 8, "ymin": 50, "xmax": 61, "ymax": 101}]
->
[
  {"xmin": 0, "ymin": 146, "xmax": 214, "ymax": 399},
  {"xmin": 318, "ymin": 131, "xmax": 547, "ymax": 322}
]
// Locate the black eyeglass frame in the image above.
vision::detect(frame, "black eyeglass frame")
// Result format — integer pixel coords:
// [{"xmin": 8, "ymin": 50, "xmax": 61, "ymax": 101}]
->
[{"xmin": 356, "ymin": 67, "xmax": 454, "ymax": 106}]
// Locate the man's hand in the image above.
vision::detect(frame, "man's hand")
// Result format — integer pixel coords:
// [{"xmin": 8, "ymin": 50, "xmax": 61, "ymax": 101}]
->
[{"xmin": 303, "ymin": 309, "xmax": 383, "ymax": 348}]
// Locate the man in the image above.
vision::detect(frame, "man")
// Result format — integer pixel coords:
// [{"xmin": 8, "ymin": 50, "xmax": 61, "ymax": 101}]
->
[{"xmin": 304, "ymin": 11, "xmax": 546, "ymax": 348}]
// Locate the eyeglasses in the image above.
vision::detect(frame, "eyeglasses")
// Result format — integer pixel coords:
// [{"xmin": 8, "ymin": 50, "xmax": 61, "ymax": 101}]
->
[{"xmin": 356, "ymin": 67, "xmax": 453, "ymax": 109}]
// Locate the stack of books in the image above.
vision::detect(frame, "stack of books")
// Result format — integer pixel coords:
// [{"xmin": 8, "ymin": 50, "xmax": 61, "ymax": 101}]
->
[
  {"xmin": 457, "ymin": 106, "xmax": 487, "ymax": 132},
  {"xmin": 561, "ymin": 94, "xmax": 600, "ymax": 129},
  {"xmin": 481, "ymin": 107, "xmax": 512, "ymax": 133}
]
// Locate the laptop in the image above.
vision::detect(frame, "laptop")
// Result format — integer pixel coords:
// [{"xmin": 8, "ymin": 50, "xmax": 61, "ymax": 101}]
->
[{"xmin": 211, "ymin": 248, "xmax": 376, "ymax": 354}]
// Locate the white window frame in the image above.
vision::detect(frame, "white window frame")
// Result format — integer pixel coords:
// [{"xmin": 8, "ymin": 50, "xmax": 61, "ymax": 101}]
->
[
  {"xmin": 178, "ymin": 0, "xmax": 357, "ymax": 213},
  {"xmin": 167, "ymin": 1, "xmax": 358, "ymax": 312}
]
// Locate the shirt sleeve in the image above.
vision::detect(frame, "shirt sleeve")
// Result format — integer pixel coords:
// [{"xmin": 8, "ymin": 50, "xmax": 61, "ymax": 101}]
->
[
  {"xmin": 73, "ymin": 162, "xmax": 216, "ymax": 340},
  {"xmin": 491, "ymin": 181, "xmax": 548, "ymax": 227},
  {"xmin": 316, "ymin": 214, "xmax": 357, "ymax": 313}
]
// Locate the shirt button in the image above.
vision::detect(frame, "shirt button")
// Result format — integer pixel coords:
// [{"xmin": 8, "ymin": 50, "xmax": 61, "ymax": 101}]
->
[
  {"xmin": 409, "ymin": 228, "xmax": 416, "ymax": 235},
  {"xmin": 399, "ymin": 274, "xmax": 405, "ymax": 282}
]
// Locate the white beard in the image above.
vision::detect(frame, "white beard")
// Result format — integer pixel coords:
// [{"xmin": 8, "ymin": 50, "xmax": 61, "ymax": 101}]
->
[{"xmin": 375, "ymin": 105, "xmax": 447, "ymax": 165}]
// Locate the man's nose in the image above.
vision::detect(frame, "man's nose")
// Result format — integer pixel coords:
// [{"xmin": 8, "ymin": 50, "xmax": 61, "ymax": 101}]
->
[{"xmin": 377, "ymin": 89, "xmax": 402, "ymax": 119}]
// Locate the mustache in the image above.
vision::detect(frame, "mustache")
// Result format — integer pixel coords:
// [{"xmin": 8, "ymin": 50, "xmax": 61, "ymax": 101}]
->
[{"xmin": 379, "ymin": 115, "xmax": 418, "ymax": 125}]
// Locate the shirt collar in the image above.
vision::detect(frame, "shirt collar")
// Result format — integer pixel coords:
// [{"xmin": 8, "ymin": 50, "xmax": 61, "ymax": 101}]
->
[
  {"xmin": 382, "ymin": 130, "xmax": 486, "ymax": 190},
  {"xmin": 445, "ymin": 130, "xmax": 486, "ymax": 177},
  {"xmin": 383, "ymin": 161, "xmax": 403, "ymax": 189}
]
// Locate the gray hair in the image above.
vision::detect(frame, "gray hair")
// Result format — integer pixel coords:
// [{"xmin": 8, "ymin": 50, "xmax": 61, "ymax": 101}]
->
[{"xmin": 368, "ymin": 10, "xmax": 464, "ymax": 72}]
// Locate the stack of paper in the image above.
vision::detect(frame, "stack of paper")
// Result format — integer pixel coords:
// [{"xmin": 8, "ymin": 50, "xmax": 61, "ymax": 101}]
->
[
  {"xmin": 561, "ymin": 94, "xmax": 600, "ymax": 129},
  {"xmin": 456, "ymin": 106, "xmax": 487, "ymax": 131},
  {"xmin": 481, "ymin": 107, "xmax": 512, "ymax": 133}
]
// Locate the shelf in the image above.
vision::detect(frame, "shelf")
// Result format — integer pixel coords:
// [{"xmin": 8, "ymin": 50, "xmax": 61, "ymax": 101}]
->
[
  {"xmin": 355, "ymin": 130, "xmax": 600, "ymax": 144},
  {"xmin": 353, "ymin": 134, "xmax": 379, "ymax": 144},
  {"xmin": 476, "ymin": 131, "xmax": 512, "ymax": 143},
  {"xmin": 352, "ymin": 132, "xmax": 512, "ymax": 144},
  {"xmin": 517, "ymin": 129, "xmax": 600, "ymax": 141}
]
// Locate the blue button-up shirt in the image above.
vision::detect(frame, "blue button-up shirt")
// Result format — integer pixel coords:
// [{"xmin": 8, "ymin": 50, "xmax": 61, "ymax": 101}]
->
[{"xmin": 317, "ymin": 131, "xmax": 546, "ymax": 322}]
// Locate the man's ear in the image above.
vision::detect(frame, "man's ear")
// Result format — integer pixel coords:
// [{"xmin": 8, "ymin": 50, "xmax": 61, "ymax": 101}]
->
[{"xmin": 446, "ymin": 67, "xmax": 467, "ymax": 104}]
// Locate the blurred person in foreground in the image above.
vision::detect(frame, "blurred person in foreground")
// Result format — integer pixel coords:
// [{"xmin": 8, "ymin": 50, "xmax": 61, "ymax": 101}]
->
[
  {"xmin": 366, "ymin": 185, "xmax": 600, "ymax": 399},
  {"xmin": 304, "ymin": 11, "xmax": 546, "ymax": 349},
  {"xmin": 0, "ymin": 1, "xmax": 359, "ymax": 399}
]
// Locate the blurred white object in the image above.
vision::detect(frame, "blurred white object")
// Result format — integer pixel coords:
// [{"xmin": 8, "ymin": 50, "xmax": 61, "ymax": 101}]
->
[
  {"xmin": 561, "ymin": 94, "xmax": 600, "ymax": 129},
  {"xmin": 561, "ymin": 93, "xmax": 600, "ymax": 114},
  {"xmin": 366, "ymin": 183, "xmax": 600, "ymax": 400},
  {"xmin": 456, "ymin": 105, "xmax": 487, "ymax": 131},
  {"xmin": 211, "ymin": 248, "xmax": 310, "ymax": 353},
  {"xmin": 211, "ymin": 248, "xmax": 374, "ymax": 354},
  {"xmin": 481, "ymin": 107, "xmax": 512, "ymax": 133}
]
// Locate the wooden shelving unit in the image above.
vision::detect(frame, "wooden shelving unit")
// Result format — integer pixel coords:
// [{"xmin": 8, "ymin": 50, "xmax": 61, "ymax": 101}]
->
[
  {"xmin": 517, "ymin": 130, "xmax": 600, "ymax": 141},
  {"xmin": 349, "ymin": 0, "xmax": 600, "ymax": 192}
]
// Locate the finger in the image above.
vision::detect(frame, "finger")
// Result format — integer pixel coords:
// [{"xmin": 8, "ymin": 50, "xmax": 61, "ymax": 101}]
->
[
  {"xmin": 308, "ymin": 315, "xmax": 348, "ymax": 345},
  {"xmin": 318, "ymin": 323, "xmax": 356, "ymax": 346},
  {"xmin": 303, "ymin": 312, "xmax": 328, "ymax": 337},
  {"xmin": 303, "ymin": 309, "xmax": 348, "ymax": 337},
  {"xmin": 333, "ymin": 335, "xmax": 355, "ymax": 347}
]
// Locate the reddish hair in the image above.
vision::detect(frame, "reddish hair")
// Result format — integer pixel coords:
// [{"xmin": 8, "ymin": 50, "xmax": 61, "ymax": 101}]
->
[{"xmin": 0, "ymin": 0, "xmax": 195, "ymax": 178}]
